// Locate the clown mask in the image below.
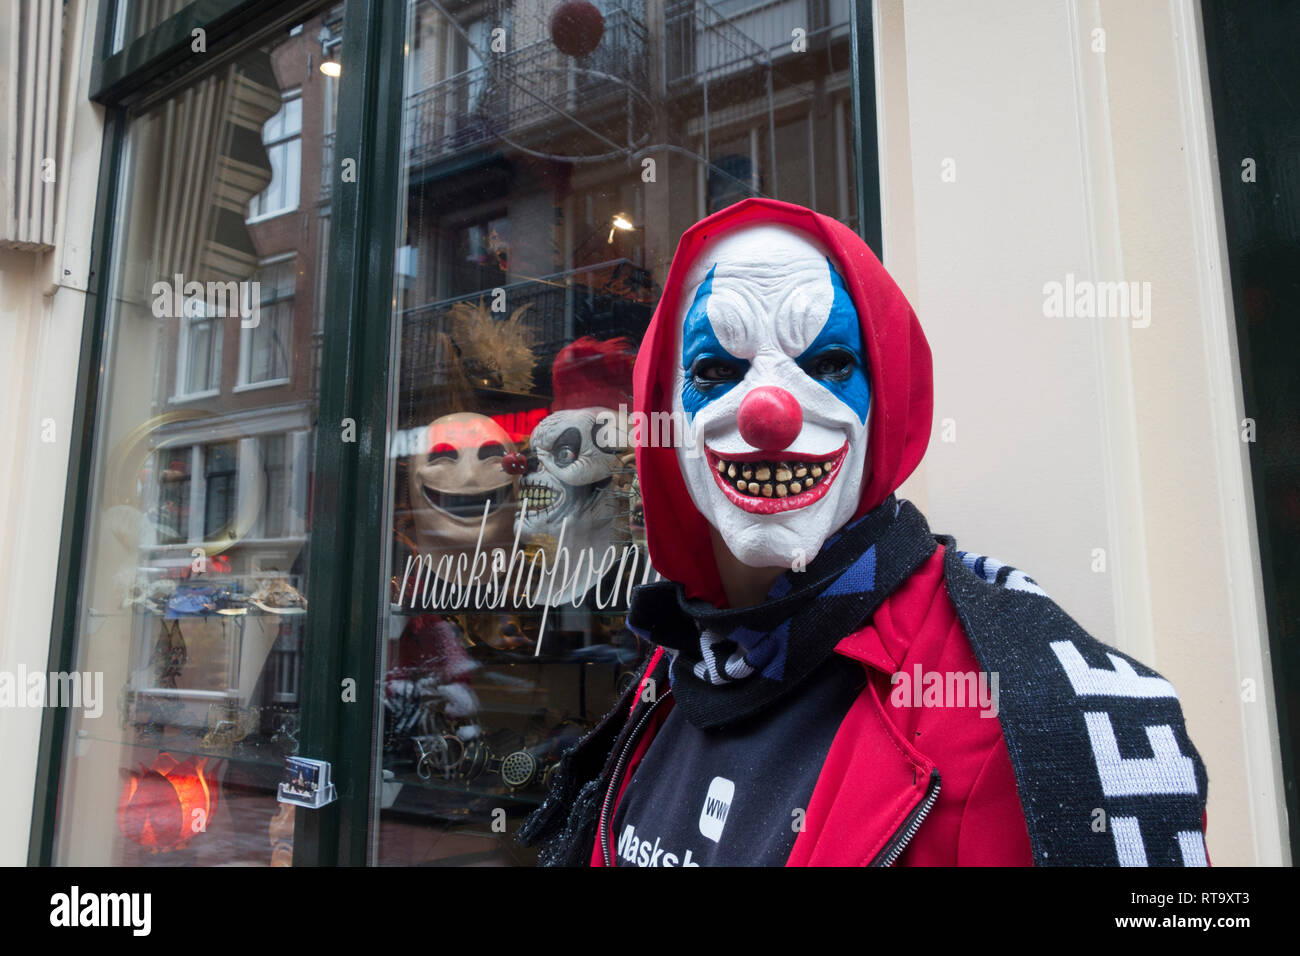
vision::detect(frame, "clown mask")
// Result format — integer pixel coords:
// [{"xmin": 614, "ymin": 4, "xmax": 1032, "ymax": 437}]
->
[
  {"xmin": 408, "ymin": 412, "xmax": 517, "ymax": 563},
  {"xmin": 671, "ymin": 224, "xmax": 871, "ymax": 569}
]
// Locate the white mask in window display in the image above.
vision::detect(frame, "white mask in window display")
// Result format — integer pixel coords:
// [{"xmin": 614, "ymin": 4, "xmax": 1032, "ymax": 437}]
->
[
  {"xmin": 408, "ymin": 413, "xmax": 518, "ymax": 569},
  {"xmin": 519, "ymin": 338, "xmax": 635, "ymax": 604},
  {"xmin": 672, "ymin": 225, "xmax": 872, "ymax": 569}
]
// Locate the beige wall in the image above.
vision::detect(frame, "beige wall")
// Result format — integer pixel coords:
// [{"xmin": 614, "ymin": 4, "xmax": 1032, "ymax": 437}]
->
[
  {"xmin": 880, "ymin": 0, "xmax": 1288, "ymax": 865},
  {"xmin": 0, "ymin": 0, "xmax": 101, "ymax": 866}
]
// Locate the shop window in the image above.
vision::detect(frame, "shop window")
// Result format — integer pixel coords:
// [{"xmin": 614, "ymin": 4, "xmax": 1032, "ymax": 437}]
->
[
  {"xmin": 46, "ymin": 10, "xmax": 340, "ymax": 866},
  {"xmin": 46, "ymin": 0, "xmax": 868, "ymax": 868},
  {"xmin": 248, "ymin": 88, "xmax": 303, "ymax": 222}
]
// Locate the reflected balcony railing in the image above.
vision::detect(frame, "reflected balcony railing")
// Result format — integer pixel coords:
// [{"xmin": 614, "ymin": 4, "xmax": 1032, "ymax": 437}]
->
[
  {"xmin": 403, "ymin": 4, "xmax": 647, "ymax": 166},
  {"xmin": 665, "ymin": 0, "xmax": 852, "ymax": 87}
]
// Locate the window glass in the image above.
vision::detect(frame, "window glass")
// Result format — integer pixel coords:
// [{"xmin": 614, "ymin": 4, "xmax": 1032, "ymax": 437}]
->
[
  {"xmin": 257, "ymin": 434, "xmax": 290, "ymax": 539},
  {"xmin": 372, "ymin": 0, "xmax": 857, "ymax": 865},
  {"xmin": 51, "ymin": 8, "xmax": 344, "ymax": 865}
]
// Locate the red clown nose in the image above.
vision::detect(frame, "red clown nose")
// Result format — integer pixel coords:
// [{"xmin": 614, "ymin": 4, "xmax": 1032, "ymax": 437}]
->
[{"xmin": 737, "ymin": 386, "xmax": 803, "ymax": 451}]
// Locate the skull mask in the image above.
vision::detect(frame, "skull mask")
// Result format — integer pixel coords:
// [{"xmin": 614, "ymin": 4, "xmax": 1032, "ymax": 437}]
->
[
  {"xmin": 408, "ymin": 413, "xmax": 517, "ymax": 567},
  {"xmin": 517, "ymin": 337, "xmax": 636, "ymax": 603},
  {"xmin": 672, "ymin": 224, "xmax": 872, "ymax": 569},
  {"xmin": 519, "ymin": 407, "xmax": 623, "ymax": 550}
]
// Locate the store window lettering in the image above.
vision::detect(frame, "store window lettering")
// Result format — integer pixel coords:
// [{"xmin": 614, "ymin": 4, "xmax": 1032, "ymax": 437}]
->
[{"xmin": 399, "ymin": 507, "xmax": 659, "ymax": 646}]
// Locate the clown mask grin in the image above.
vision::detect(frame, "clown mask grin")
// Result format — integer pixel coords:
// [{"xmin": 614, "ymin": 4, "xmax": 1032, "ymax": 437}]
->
[
  {"xmin": 705, "ymin": 443, "xmax": 848, "ymax": 514},
  {"xmin": 408, "ymin": 412, "xmax": 517, "ymax": 558},
  {"xmin": 419, "ymin": 482, "xmax": 512, "ymax": 520},
  {"xmin": 672, "ymin": 224, "xmax": 872, "ymax": 569}
]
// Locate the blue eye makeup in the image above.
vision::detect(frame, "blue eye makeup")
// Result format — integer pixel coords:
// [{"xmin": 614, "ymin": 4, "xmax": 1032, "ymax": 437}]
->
[
  {"xmin": 794, "ymin": 260, "xmax": 870, "ymax": 424},
  {"xmin": 678, "ymin": 259, "xmax": 870, "ymax": 425},
  {"xmin": 680, "ymin": 264, "xmax": 749, "ymax": 419}
]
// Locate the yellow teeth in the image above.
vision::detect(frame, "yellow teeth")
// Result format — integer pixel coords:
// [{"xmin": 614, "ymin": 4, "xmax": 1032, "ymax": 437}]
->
[
  {"xmin": 520, "ymin": 482, "xmax": 558, "ymax": 512},
  {"xmin": 712, "ymin": 455, "xmax": 836, "ymax": 498}
]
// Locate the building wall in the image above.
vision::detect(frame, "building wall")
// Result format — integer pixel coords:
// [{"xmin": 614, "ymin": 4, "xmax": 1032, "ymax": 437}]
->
[
  {"xmin": 0, "ymin": 0, "xmax": 102, "ymax": 866},
  {"xmin": 879, "ymin": 0, "xmax": 1288, "ymax": 865}
]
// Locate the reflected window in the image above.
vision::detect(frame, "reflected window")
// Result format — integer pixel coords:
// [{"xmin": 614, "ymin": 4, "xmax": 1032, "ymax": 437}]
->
[
  {"xmin": 203, "ymin": 442, "xmax": 238, "ymax": 538},
  {"xmin": 240, "ymin": 256, "xmax": 296, "ymax": 386},
  {"xmin": 258, "ymin": 433, "xmax": 290, "ymax": 539},
  {"xmin": 249, "ymin": 89, "xmax": 303, "ymax": 221},
  {"xmin": 154, "ymin": 447, "xmax": 193, "ymax": 546},
  {"xmin": 177, "ymin": 303, "xmax": 223, "ymax": 398}
]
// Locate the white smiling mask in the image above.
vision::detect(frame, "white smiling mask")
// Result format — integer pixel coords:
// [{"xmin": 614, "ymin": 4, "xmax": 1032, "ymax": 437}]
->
[{"xmin": 671, "ymin": 224, "xmax": 872, "ymax": 569}]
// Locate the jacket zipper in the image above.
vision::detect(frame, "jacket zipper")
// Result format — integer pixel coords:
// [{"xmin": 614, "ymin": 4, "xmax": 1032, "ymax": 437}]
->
[
  {"xmin": 870, "ymin": 769, "xmax": 941, "ymax": 866},
  {"xmin": 599, "ymin": 690, "xmax": 671, "ymax": 867}
]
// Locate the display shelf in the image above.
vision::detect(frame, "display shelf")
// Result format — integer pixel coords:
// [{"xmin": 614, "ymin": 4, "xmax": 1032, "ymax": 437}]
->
[
  {"xmin": 75, "ymin": 728, "xmax": 299, "ymax": 771},
  {"xmin": 124, "ymin": 605, "xmax": 306, "ymax": 619}
]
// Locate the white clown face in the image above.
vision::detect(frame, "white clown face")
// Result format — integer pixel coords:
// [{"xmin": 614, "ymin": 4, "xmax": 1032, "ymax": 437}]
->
[{"xmin": 671, "ymin": 225, "xmax": 871, "ymax": 568}]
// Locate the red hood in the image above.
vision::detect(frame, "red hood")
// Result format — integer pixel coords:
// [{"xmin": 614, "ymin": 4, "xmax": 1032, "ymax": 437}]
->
[{"xmin": 632, "ymin": 198, "xmax": 933, "ymax": 605}]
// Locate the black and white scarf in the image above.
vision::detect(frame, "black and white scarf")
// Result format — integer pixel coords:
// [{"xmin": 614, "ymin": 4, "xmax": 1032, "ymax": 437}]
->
[
  {"xmin": 941, "ymin": 541, "xmax": 1210, "ymax": 866},
  {"xmin": 626, "ymin": 496, "xmax": 936, "ymax": 731}
]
